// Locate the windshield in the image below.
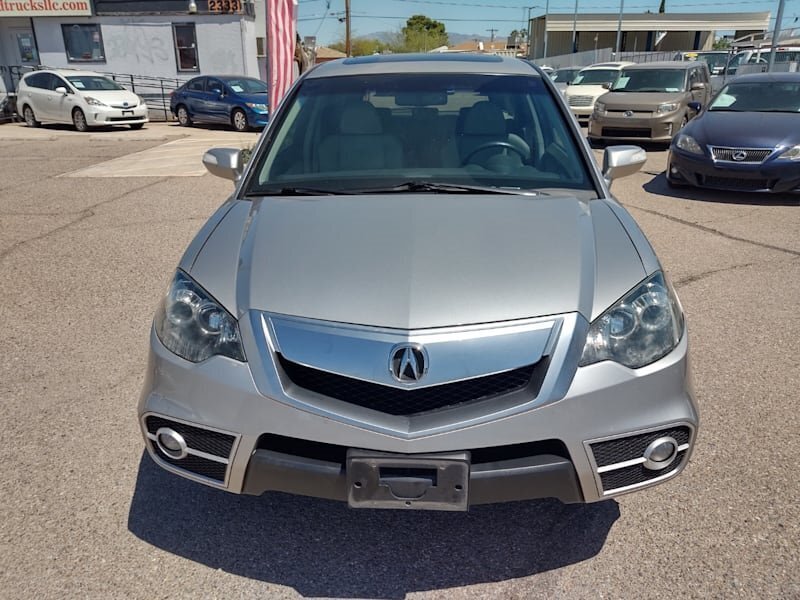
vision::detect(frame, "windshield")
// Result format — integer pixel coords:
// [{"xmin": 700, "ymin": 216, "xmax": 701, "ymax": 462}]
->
[
  {"xmin": 552, "ymin": 68, "xmax": 580, "ymax": 83},
  {"xmin": 66, "ymin": 76, "xmax": 125, "ymax": 91},
  {"xmin": 612, "ymin": 69, "xmax": 686, "ymax": 92},
  {"xmin": 572, "ymin": 69, "xmax": 619, "ymax": 86},
  {"xmin": 709, "ymin": 81, "xmax": 800, "ymax": 112},
  {"xmin": 246, "ymin": 73, "xmax": 593, "ymax": 195},
  {"xmin": 224, "ymin": 78, "xmax": 268, "ymax": 94}
]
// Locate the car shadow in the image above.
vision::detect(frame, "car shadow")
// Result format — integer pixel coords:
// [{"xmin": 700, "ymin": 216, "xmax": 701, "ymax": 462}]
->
[
  {"xmin": 644, "ymin": 171, "xmax": 800, "ymax": 207},
  {"xmin": 128, "ymin": 453, "xmax": 619, "ymax": 598}
]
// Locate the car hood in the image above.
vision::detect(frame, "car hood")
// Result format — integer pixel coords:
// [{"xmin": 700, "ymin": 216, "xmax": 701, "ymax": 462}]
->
[
  {"xmin": 188, "ymin": 194, "xmax": 647, "ymax": 330},
  {"xmin": 687, "ymin": 110, "xmax": 800, "ymax": 148},
  {"xmin": 236, "ymin": 92, "xmax": 268, "ymax": 104},
  {"xmin": 79, "ymin": 89, "xmax": 140, "ymax": 106},
  {"xmin": 565, "ymin": 84, "xmax": 608, "ymax": 98},
  {"xmin": 600, "ymin": 92, "xmax": 686, "ymax": 111}
]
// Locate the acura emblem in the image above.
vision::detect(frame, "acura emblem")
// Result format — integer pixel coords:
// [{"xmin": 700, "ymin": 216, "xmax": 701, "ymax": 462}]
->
[
  {"xmin": 389, "ymin": 344, "xmax": 427, "ymax": 383},
  {"xmin": 731, "ymin": 151, "xmax": 748, "ymax": 161},
  {"xmin": 623, "ymin": 110, "xmax": 634, "ymax": 118}
]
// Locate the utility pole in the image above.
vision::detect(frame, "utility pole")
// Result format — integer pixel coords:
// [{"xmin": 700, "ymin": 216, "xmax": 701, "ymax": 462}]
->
[
  {"xmin": 768, "ymin": 0, "xmax": 786, "ymax": 72},
  {"xmin": 615, "ymin": 0, "xmax": 625, "ymax": 55},
  {"xmin": 543, "ymin": 0, "xmax": 550, "ymax": 58},
  {"xmin": 487, "ymin": 28, "xmax": 498, "ymax": 42},
  {"xmin": 345, "ymin": 0, "xmax": 351, "ymax": 57},
  {"xmin": 571, "ymin": 0, "xmax": 579, "ymax": 53}
]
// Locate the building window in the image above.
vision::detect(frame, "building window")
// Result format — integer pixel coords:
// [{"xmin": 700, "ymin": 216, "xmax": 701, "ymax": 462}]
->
[
  {"xmin": 173, "ymin": 24, "xmax": 199, "ymax": 72},
  {"xmin": 62, "ymin": 24, "xmax": 105, "ymax": 63},
  {"xmin": 256, "ymin": 37, "xmax": 265, "ymax": 57}
]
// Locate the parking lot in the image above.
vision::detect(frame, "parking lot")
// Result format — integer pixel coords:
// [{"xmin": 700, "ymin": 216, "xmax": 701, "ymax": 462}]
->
[{"xmin": 0, "ymin": 121, "xmax": 798, "ymax": 599}]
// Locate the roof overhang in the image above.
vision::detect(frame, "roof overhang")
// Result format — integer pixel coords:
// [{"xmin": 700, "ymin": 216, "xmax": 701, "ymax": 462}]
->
[{"xmin": 537, "ymin": 12, "xmax": 770, "ymax": 32}]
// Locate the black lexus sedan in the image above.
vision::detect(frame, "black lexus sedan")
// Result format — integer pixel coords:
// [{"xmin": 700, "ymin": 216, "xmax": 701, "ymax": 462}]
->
[{"xmin": 667, "ymin": 72, "xmax": 800, "ymax": 194}]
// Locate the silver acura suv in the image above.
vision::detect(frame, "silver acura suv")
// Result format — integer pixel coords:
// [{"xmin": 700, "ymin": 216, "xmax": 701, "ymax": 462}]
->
[{"xmin": 139, "ymin": 54, "xmax": 698, "ymax": 511}]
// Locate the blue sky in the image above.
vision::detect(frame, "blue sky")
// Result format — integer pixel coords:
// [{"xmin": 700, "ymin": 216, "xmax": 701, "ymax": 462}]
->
[{"xmin": 297, "ymin": 0, "xmax": 798, "ymax": 46}]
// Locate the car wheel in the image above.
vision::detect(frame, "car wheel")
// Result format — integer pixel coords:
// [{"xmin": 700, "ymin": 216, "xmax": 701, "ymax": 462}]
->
[
  {"xmin": 232, "ymin": 108, "xmax": 249, "ymax": 132},
  {"xmin": 129, "ymin": 123, "xmax": 145, "ymax": 130},
  {"xmin": 23, "ymin": 105, "xmax": 40, "ymax": 128},
  {"xmin": 176, "ymin": 105, "xmax": 192, "ymax": 127},
  {"xmin": 72, "ymin": 108, "xmax": 88, "ymax": 132}
]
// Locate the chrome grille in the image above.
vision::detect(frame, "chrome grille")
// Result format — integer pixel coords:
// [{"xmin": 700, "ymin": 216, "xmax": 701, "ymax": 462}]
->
[
  {"xmin": 568, "ymin": 95, "xmax": 593, "ymax": 107},
  {"xmin": 710, "ymin": 146, "xmax": 772, "ymax": 163},
  {"xmin": 110, "ymin": 101, "xmax": 139, "ymax": 109}
]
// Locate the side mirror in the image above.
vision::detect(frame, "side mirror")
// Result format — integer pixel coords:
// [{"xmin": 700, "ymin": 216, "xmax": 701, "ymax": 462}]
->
[
  {"xmin": 687, "ymin": 101, "xmax": 702, "ymax": 113},
  {"xmin": 55, "ymin": 86, "xmax": 68, "ymax": 95},
  {"xmin": 601, "ymin": 82, "xmax": 612, "ymax": 90},
  {"xmin": 203, "ymin": 147, "xmax": 244, "ymax": 181},
  {"xmin": 602, "ymin": 145, "xmax": 646, "ymax": 185},
  {"xmin": 690, "ymin": 82, "xmax": 706, "ymax": 91}
]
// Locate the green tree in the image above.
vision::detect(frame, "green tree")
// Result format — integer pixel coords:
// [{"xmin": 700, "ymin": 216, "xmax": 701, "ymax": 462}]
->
[
  {"xmin": 399, "ymin": 14, "xmax": 449, "ymax": 52},
  {"xmin": 713, "ymin": 37, "xmax": 731, "ymax": 50}
]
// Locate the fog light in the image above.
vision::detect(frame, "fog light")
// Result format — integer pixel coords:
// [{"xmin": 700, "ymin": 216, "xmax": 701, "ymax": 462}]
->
[
  {"xmin": 643, "ymin": 436, "xmax": 677, "ymax": 470},
  {"xmin": 155, "ymin": 427, "xmax": 188, "ymax": 460}
]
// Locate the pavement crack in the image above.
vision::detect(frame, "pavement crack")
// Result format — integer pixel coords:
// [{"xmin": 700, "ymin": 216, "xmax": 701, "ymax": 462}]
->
[
  {"xmin": 0, "ymin": 178, "xmax": 167, "ymax": 263},
  {"xmin": 674, "ymin": 263, "xmax": 756, "ymax": 288},
  {"xmin": 628, "ymin": 205, "xmax": 800, "ymax": 258}
]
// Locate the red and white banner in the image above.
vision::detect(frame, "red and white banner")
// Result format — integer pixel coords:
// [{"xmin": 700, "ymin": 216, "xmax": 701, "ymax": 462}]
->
[{"xmin": 267, "ymin": 0, "xmax": 298, "ymax": 114}]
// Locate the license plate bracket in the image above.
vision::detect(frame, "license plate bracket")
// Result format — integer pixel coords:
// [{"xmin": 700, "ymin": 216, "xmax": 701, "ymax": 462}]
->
[
  {"xmin": 122, "ymin": 110, "xmax": 134, "ymax": 116},
  {"xmin": 347, "ymin": 449, "xmax": 470, "ymax": 511}
]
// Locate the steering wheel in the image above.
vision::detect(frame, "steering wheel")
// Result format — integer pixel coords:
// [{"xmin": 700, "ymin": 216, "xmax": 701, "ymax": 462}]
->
[{"xmin": 461, "ymin": 141, "xmax": 528, "ymax": 166}]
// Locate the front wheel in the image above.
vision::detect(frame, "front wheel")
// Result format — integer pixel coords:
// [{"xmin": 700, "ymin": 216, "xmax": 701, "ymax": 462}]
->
[
  {"xmin": 72, "ymin": 108, "xmax": 88, "ymax": 132},
  {"xmin": 231, "ymin": 108, "xmax": 248, "ymax": 132},
  {"xmin": 176, "ymin": 105, "xmax": 192, "ymax": 127},
  {"xmin": 23, "ymin": 105, "xmax": 40, "ymax": 128}
]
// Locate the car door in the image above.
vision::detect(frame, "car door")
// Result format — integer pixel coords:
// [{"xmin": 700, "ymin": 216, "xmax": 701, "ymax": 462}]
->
[
  {"xmin": 37, "ymin": 73, "xmax": 67, "ymax": 121},
  {"xmin": 205, "ymin": 78, "xmax": 229, "ymax": 122},
  {"xmin": 19, "ymin": 73, "xmax": 48, "ymax": 118},
  {"xmin": 48, "ymin": 74, "xmax": 77, "ymax": 123},
  {"xmin": 184, "ymin": 77, "xmax": 207, "ymax": 121}
]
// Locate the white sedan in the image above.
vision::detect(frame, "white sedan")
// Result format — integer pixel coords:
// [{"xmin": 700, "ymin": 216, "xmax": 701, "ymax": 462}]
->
[{"xmin": 17, "ymin": 69, "xmax": 148, "ymax": 132}]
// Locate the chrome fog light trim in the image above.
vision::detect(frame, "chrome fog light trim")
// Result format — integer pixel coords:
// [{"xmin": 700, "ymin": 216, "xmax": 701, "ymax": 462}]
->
[
  {"xmin": 155, "ymin": 427, "xmax": 188, "ymax": 460},
  {"xmin": 643, "ymin": 436, "xmax": 678, "ymax": 470}
]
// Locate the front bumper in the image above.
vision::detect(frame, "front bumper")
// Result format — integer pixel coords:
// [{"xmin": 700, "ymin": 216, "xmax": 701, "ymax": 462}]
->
[
  {"xmin": 138, "ymin": 311, "xmax": 698, "ymax": 507},
  {"xmin": 245, "ymin": 108, "xmax": 269, "ymax": 128},
  {"xmin": 589, "ymin": 111, "xmax": 685, "ymax": 142},
  {"xmin": 85, "ymin": 104, "xmax": 148, "ymax": 126},
  {"xmin": 668, "ymin": 149, "xmax": 800, "ymax": 193}
]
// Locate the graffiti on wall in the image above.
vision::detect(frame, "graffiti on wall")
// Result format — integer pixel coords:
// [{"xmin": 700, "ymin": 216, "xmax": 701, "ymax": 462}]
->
[{"xmin": 104, "ymin": 25, "xmax": 171, "ymax": 67}]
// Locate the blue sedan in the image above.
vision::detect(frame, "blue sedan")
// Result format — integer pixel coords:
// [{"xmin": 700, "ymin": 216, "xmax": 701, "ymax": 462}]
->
[
  {"xmin": 667, "ymin": 72, "xmax": 800, "ymax": 194},
  {"xmin": 170, "ymin": 75, "xmax": 269, "ymax": 131}
]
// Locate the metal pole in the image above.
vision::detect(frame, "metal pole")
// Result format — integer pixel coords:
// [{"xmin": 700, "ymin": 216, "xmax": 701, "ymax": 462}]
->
[
  {"xmin": 543, "ymin": 0, "xmax": 550, "ymax": 58},
  {"xmin": 527, "ymin": 7, "xmax": 533, "ymax": 59},
  {"xmin": 571, "ymin": 0, "xmax": 578, "ymax": 53},
  {"xmin": 345, "ymin": 0, "xmax": 351, "ymax": 57},
  {"xmin": 615, "ymin": 0, "xmax": 625, "ymax": 55},
  {"xmin": 768, "ymin": 0, "xmax": 786, "ymax": 72}
]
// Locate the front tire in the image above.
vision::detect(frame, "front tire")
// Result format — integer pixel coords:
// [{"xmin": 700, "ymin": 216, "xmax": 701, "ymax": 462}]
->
[
  {"xmin": 72, "ymin": 108, "xmax": 88, "ymax": 132},
  {"xmin": 23, "ymin": 105, "xmax": 40, "ymax": 128},
  {"xmin": 231, "ymin": 108, "xmax": 248, "ymax": 132},
  {"xmin": 176, "ymin": 105, "xmax": 192, "ymax": 127}
]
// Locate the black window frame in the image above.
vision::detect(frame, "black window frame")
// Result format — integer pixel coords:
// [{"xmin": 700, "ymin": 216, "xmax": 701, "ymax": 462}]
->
[
  {"xmin": 61, "ymin": 23, "xmax": 106, "ymax": 64},
  {"xmin": 173, "ymin": 23, "xmax": 200, "ymax": 72}
]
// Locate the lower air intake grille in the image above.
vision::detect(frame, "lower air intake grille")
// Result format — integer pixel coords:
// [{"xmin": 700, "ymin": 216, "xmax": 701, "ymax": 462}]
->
[
  {"xmin": 278, "ymin": 355, "xmax": 541, "ymax": 416},
  {"xmin": 591, "ymin": 426, "xmax": 690, "ymax": 467},
  {"xmin": 145, "ymin": 415, "xmax": 236, "ymax": 484},
  {"xmin": 703, "ymin": 175, "xmax": 769, "ymax": 191},
  {"xmin": 602, "ymin": 127, "xmax": 651, "ymax": 138},
  {"xmin": 600, "ymin": 451, "xmax": 687, "ymax": 490}
]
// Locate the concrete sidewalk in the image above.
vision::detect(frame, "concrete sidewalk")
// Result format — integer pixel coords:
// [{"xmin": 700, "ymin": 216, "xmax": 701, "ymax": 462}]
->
[{"xmin": 0, "ymin": 121, "xmax": 260, "ymax": 177}]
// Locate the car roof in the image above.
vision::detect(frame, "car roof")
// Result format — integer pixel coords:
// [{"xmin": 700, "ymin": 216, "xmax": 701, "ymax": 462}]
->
[
  {"xmin": 581, "ymin": 62, "xmax": 634, "ymax": 70},
  {"xmin": 729, "ymin": 71, "xmax": 800, "ymax": 83},
  {"xmin": 623, "ymin": 61, "xmax": 704, "ymax": 70},
  {"xmin": 306, "ymin": 53, "xmax": 539, "ymax": 78}
]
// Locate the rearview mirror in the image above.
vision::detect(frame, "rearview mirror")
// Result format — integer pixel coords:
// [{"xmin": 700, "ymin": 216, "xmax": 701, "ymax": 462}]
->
[
  {"xmin": 55, "ymin": 86, "xmax": 68, "ymax": 95},
  {"xmin": 602, "ymin": 145, "xmax": 647, "ymax": 185},
  {"xmin": 203, "ymin": 148, "xmax": 244, "ymax": 181}
]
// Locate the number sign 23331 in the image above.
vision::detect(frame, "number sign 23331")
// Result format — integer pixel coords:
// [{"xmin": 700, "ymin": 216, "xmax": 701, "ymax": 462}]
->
[{"xmin": 209, "ymin": 0, "xmax": 241, "ymax": 13}]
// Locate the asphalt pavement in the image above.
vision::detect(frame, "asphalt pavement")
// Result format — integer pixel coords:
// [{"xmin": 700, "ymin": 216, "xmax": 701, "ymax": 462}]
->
[{"xmin": 0, "ymin": 122, "xmax": 798, "ymax": 599}]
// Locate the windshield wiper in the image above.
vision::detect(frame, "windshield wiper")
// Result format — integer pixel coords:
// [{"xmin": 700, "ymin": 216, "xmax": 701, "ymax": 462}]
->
[
  {"xmin": 246, "ymin": 186, "xmax": 347, "ymax": 196},
  {"xmin": 351, "ymin": 181, "xmax": 541, "ymax": 196}
]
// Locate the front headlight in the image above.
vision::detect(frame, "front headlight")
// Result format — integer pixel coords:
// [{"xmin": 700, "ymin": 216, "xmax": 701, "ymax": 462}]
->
[
  {"xmin": 85, "ymin": 96, "xmax": 106, "ymax": 107},
  {"xmin": 136, "ymin": 94, "xmax": 147, "ymax": 106},
  {"xmin": 580, "ymin": 272, "xmax": 683, "ymax": 369},
  {"xmin": 674, "ymin": 133, "xmax": 703, "ymax": 155},
  {"xmin": 593, "ymin": 101, "xmax": 606, "ymax": 115},
  {"xmin": 154, "ymin": 271, "xmax": 246, "ymax": 363},
  {"xmin": 776, "ymin": 145, "xmax": 800, "ymax": 161},
  {"xmin": 246, "ymin": 102, "xmax": 268, "ymax": 111},
  {"xmin": 657, "ymin": 102, "xmax": 678, "ymax": 114}
]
